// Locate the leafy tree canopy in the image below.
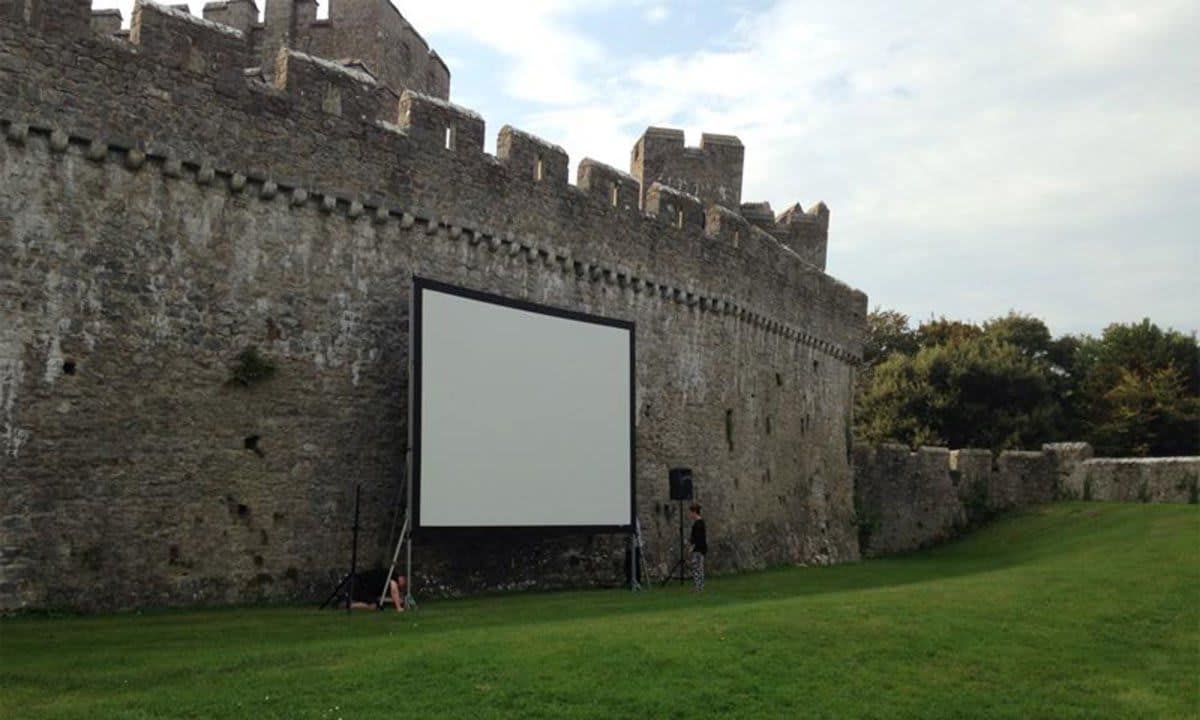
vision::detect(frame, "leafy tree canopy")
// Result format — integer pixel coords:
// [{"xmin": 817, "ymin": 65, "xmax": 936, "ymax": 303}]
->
[{"xmin": 855, "ymin": 311, "xmax": 1198, "ymax": 457}]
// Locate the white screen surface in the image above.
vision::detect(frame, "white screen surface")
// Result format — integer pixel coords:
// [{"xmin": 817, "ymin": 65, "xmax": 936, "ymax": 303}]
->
[{"xmin": 416, "ymin": 284, "xmax": 633, "ymax": 528}]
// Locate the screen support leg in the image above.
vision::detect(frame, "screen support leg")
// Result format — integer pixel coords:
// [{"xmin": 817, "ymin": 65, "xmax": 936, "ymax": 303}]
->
[
  {"xmin": 404, "ymin": 528, "xmax": 416, "ymax": 611},
  {"xmin": 381, "ymin": 446, "xmax": 417, "ymax": 611},
  {"xmin": 379, "ymin": 511, "xmax": 409, "ymax": 609},
  {"xmin": 629, "ymin": 517, "xmax": 648, "ymax": 592}
]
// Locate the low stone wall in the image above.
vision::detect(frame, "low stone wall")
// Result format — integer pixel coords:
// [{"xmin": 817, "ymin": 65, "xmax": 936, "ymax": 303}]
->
[
  {"xmin": 1064, "ymin": 458, "xmax": 1200, "ymax": 504},
  {"xmin": 853, "ymin": 442, "xmax": 1198, "ymax": 557},
  {"xmin": 851, "ymin": 445, "xmax": 965, "ymax": 556}
]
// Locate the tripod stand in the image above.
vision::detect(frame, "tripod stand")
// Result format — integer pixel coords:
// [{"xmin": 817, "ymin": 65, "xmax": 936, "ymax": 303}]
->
[
  {"xmin": 319, "ymin": 484, "xmax": 362, "ymax": 611},
  {"xmin": 661, "ymin": 498, "xmax": 688, "ymax": 586}
]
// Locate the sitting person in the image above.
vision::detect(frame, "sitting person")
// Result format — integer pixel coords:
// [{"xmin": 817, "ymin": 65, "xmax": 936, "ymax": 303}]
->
[
  {"xmin": 385, "ymin": 573, "xmax": 409, "ymax": 613},
  {"xmin": 345, "ymin": 569, "xmax": 408, "ymax": 612}
]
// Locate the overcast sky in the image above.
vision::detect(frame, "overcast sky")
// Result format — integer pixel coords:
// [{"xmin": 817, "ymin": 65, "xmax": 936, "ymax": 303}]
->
[{"xmin": 94, "ymin": 0, "xmax": 1198, "ymax": 337}]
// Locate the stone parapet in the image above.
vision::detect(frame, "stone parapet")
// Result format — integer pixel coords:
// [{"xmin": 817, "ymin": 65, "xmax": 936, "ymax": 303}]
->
[{"xmin": 854, "ymin": 441, "xmax": 1199, "ymax": 558}]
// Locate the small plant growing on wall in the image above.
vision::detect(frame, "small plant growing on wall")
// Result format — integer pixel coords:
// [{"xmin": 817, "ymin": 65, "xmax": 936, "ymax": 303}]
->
[{"xmin": 229, "ymin": 346, "xmax": 277, "ymax": 387}]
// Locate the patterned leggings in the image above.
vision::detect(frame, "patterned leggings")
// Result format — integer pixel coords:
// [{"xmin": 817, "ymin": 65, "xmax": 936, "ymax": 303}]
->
[{"xmin": 691, "ymin": 551, "xmax": 705, "ymax": 591}]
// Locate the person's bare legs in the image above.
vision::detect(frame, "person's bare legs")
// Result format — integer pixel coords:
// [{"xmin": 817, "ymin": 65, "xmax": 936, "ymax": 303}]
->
[{"xmin": 388, "ymin": 578, "xmax": 407, "ymax": 612}]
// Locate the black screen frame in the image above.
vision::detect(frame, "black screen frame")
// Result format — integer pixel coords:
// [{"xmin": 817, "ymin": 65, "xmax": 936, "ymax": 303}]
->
[{"xmin": 411, "ymin": 277, "xmax": 637, "ymax": 538}]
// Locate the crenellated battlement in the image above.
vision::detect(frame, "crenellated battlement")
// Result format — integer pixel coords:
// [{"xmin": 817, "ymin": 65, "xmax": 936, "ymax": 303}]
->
[
  {"xmin": 773, "ymin": 202, "xmax": 830, "ymax": 270},
  {"xmin": 630, "ymin": 127, "xmax": 744, "ymax": 211},
  {"xmin": 201, "ymin": 1, "xmax": 259, "ymax": 35},
  {"xmin": 498, "ymin": 125, "xmax": 570, "ymax": 186},
  {"xmin": 82, "ymin": 0, "xmax": 450, "ymax": 99},
  {"xmin": 277, "ymin": 48, "xmax": 399, "ymax": 122},
  {"xmin": 66, "ymin": 4, "xmax": 835, "ymax": 273},
  {"xmin": 731, "ymin": 200, "xmax": 831, "ymax": 270},
  {"xmin": 257, "ymin": 0, "xmax": 449, "ymax": 98},
  {"xmin": 90, "ymin": 7, "xmax": 122, "ymax": 35},
  {"xmin": 577, "ymin": 158, "xmax": 639, "ymax": 211},
  {"xmin": 130, "ymin": 0, "xmax": 253, "ymax": 76},
  {"xmin": 1, "ymin": 1, "xmax": 859, "ymax": 323},
  {"xmin": 4, "ymin": 0, "xmax": 91, "ymax": 36},
  {"xmin": 645, "ymin": 182, "xmax": 704, "ymax": 232},
  {"xmin": 740, "ymin": 201, "xmax": 776, "ymax": 230},
  {"xmin": 399, "ymin": 89, "xmax": 484, "ymax": 153}
]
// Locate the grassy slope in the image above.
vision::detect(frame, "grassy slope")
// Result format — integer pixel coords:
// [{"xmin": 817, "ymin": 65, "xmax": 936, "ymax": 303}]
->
[{"xmin": 1, "ymin": 503, "xmax": 1197, "ymax": 719}]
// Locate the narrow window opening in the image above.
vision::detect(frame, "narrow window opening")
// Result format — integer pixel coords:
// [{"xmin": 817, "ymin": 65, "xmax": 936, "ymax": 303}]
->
[
  {"xmin": 62, "ymin": 359, "xmax": 77, "ymax": 375},
  {"xmin": 444, "ymin": 126, "xmax": 455, "ymax": 151},
  {"xmin": 676, "ymin": 210, "xmax": 684, "ymax": 229},
  {"xmin": 766, "ymin": 416, "xmax": 772, "ymax": 435},
  {"xmin": 725, "ymin": 409, "xmax": 734, "ymax": 452},
  {"xmin": 610, "ymin": 182, "xmax": 619, "ymax": 207},
  {"xmin": 733, "ymin": 230, "xmax": 741, "ymax": 247},
  {"xmin": 244, "ymin": 435, "xmax": 264, "ymax": 457},
  {"xmin": 535, "ymin": 156, "xmax": 545, "ymax": 182}
]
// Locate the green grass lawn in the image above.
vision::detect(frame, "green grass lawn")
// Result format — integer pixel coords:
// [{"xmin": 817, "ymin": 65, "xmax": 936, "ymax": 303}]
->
[{"xmin": 1, "ymin": 503, "xmax": 1197, "ymax": 719}]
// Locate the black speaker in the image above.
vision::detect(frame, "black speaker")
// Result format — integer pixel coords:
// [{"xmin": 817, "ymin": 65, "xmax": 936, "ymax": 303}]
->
[{"xmin": 669, "ymin": 467, "xmax": 693, "ymax": 501}]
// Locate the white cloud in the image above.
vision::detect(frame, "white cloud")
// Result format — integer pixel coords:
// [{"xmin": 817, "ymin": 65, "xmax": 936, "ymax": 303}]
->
[
  {"xmin": 399, "ymin": 0, "xmax": 613, "ymax": 105},
  {"xmin": 645, "ymin": 5, "xmax": 668, "ymax": 24}
]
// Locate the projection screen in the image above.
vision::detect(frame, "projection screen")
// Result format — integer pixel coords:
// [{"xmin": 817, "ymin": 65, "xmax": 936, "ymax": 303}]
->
[{"xmin": 412, "ymin": 278, "xmax": 635, "ymax": 533}]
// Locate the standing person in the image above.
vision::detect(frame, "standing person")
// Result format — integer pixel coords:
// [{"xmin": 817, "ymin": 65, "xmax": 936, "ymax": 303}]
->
[{"xmin": 688, "ymin": 503, "xmax": 707, "ymax": 592}]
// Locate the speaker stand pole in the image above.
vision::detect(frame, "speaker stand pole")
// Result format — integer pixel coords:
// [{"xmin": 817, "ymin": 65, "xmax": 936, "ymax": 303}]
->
[
  {"xmin": 660, "ymin": 499, "xmax": 688, "ymax": 587},
  {"xmin": 678, "ymin": 498, "xmax": 686, "ymax": 585},
  {"xmin": 346, "ymin": 484, "xmax": 361, "ymax": 612}
]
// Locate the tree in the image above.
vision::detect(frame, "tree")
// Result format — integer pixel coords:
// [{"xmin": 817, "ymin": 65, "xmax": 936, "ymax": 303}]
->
[
  {"xmin": 1088, "ymin": 367, "xmax": 1199, "ymax": 457},
  {"xmin": 862, "ymin": 308, "xmax": 918, "ymax": 366},
  {"xmin": 983, "ymin": 312, "xmax": 1052, "ymax": 360},
  {"xmin": 1075, "ymin": 320, "xmax": 1200, "ymax": 456},
  {"xmin": 856, "ymin": 335, "xmax": 1064, "ymax": 451},
  {"xmin": 916, "ymin": 317, "xmax": 982, "ymax": 348},
  {"xmin": 855, "ymin": 311, "xmax": 1197, "ymax": 456}
]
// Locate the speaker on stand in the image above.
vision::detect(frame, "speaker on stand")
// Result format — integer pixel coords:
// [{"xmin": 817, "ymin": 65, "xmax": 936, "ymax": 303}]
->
[{"xmin": 664, "ymin": 468, "xmax": 693, "ymax": 586}]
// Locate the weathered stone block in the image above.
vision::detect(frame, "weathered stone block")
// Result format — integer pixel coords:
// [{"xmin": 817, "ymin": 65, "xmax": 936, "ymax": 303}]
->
[{"xmin": 498, "ymin": 125, "xmax": 568, "ymax": 186}]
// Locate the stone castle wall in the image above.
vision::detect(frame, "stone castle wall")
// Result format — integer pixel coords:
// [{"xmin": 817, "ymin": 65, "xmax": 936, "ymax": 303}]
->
[
  {"xmin": 1063, "ymin": 457, "xmax": 1200, "ymax": 504},
  {"xmin": 853, "ymin": 442, "xmax": 1199, "ymax": 557},
  {"xmin": 0, "ymin": 1, "xmax": 867, "ymax": 611}
]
